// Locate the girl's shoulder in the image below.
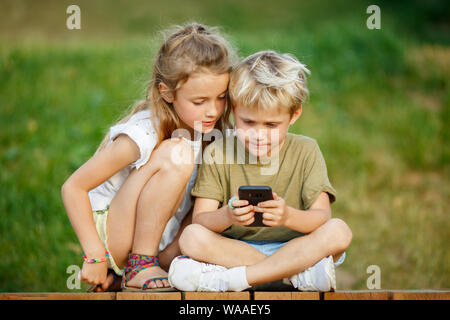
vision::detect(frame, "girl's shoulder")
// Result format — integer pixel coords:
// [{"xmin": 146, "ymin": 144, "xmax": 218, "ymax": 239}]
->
[
  {"xmin": 109, "ymin": 109, "xmax": 158, "ymax": 170},
  {"xmin": 128, "ymin": 109, "xmax": 151, "ymax": 122},
  {"xmin": 112, "ymin": 109, "xmax": 157, "ymax": 135},
  {"xmin": 126, "ymin": 109, "xmax": 156, "ymax": 128}
]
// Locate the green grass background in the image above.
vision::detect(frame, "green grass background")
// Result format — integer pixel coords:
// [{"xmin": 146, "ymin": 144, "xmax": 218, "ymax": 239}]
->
[{"xmin": 0, "ymin": 0, "xmax": 449, "ymax": 291}]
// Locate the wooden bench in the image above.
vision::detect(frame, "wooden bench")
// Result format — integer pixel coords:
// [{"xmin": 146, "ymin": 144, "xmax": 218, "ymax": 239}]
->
[{"xmin": 1, "ymin": 290, "xmax": 449, "ymax": 300}]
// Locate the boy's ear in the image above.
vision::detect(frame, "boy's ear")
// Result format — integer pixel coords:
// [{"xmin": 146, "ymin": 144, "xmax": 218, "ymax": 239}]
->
[
  {"xmin": 289, "ymin": 105, "xmax": 303, "ymax": 125},
  {"xmin": 159, "ymin": 82, "xmax": 174, "ymax": 103}
]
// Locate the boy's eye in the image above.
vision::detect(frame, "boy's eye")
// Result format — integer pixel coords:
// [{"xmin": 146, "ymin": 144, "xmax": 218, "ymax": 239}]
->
[
  {"xmin": 243, "ymin": 120, "xmax": 254, "ymax": 125},
  {"xmin": 193, "ymin": 101, "xmax": 204, "ymax": 105},
  {"xmin": 218, "ymin": 94, "xmax": 227, "ymax": 100},
  {"xmin": 266, "ymin": 123, "xmax": 278, "ymax": 128}
]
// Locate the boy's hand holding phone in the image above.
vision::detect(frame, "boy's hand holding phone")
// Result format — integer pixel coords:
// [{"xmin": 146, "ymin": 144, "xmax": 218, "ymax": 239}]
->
[
  {"xmin": 254, "ymin": 192, "xmax": 289, "ymax": 227},
  {"xmin": 227, "ymin": 186, "xmax": 289, "ymax": 227},
  {"xmin": 227, "ymin": 192, "xmax": 255, "ymax": 226}
]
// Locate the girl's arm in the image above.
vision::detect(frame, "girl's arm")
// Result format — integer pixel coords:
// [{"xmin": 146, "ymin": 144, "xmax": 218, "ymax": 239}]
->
[{"xmin": 61, "ymin": 135, "xmax": 140, "ymax": 258}]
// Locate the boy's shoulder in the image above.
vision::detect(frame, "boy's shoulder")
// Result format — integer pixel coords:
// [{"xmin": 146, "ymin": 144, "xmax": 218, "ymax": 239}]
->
[
  {"xmin": 201, "ymin": 134, "xmax": 233, "ymax": 165},
  {"xmin": 284, "ymin": 133, "xmax": 319, "ymax": 154},
  {"xmin": 286, "ymin": 132, "xmax": 317, "ymax": 145},
  {"xmin": 202, "ymin": 135, "xmax": 228, "ymax": 156}
]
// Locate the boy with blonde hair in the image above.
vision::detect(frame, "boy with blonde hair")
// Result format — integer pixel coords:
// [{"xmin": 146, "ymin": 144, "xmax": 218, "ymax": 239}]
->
[{"xmin": 168, "ymin": 51, "xmax": 352, "ymax": 292}]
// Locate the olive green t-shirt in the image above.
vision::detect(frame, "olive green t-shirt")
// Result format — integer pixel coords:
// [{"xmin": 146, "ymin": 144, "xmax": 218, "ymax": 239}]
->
[{"xmin": 191, "ymin": 133, "xmax": 337, "ymax": 241}]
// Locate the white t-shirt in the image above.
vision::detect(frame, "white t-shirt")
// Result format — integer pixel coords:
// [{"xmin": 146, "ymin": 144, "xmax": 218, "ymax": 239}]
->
[{"xmin": 88, "ymin": 109, "xmax": 202, "ymax": 252}]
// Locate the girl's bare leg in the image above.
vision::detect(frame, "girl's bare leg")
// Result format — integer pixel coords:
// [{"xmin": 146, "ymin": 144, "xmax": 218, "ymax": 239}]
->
[
  {"xmin": 159, "ymin": 208, "xmax": 193, "ymax": 272},
  {"xmin": 106, "ymin": 138, "xmax": 195, "ymax": 289}
]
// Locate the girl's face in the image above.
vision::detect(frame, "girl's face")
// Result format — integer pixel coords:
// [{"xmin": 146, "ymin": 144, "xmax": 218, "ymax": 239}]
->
[{"xmin": 161, "ymin": 72, "xmax": 229, "ymax": 137}]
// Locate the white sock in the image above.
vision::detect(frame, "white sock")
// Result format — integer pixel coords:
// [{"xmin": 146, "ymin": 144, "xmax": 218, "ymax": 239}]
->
[{"xmin": 224, "ymin": 266, "xmax": 250, "ymax": 292}]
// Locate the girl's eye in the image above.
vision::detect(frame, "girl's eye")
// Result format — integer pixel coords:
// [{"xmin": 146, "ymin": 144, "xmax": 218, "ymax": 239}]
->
[
  {"xmin": 266, "ymin": 123, "xmax": 278, "ymax": 128},
  {"xmin": 218, "ymin": 95, "xmax": 227, "ymax": 100},
  {"xmin": 193, "ymin": 101, "xmax": 204, "ymax": 105},
  {"xmin": 244, "ymin": 120, "xmax": 254, "ymax": 125}
]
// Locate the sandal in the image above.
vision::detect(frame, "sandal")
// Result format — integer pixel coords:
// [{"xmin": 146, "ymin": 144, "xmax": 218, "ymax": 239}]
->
[{"xmin": 121, "ymin": 253, "xmax": 175, "ymax": 292}]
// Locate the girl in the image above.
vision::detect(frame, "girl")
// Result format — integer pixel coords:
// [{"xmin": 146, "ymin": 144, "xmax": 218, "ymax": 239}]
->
[{"xmin": 61, "ymin": 22, "xmax": 236, "ymax": 292}]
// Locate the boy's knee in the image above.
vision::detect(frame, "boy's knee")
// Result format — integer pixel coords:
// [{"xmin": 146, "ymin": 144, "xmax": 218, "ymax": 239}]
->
[
  {"xmin": 179, "ymin": 224, "xmax": 210, "ymax": 257},
  {"xmin": 325, "ymin": 218, "xmax": 352, "ymax": 252}
]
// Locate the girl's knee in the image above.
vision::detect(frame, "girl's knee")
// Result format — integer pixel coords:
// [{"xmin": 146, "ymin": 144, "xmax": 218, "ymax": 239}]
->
[
  {"xmin": 155, "ymin": 138, "xmax": 195, "ymax": 176},
  {"xmin": 179, "ymin": 223, "xmax": 210, "ymax": 257}
]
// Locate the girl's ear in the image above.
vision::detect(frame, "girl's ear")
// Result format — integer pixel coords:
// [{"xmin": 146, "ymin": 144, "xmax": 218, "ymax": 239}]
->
[
  {"xmin": 289, "ymin": 105, "xmax": 302, "ymax": 125},
  {"xmin": 159, "ymin": 82, "xmax": 174, "ymax": 103}
]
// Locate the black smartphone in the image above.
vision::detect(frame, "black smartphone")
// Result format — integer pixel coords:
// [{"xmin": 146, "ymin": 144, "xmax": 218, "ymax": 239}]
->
[{"xmin": 238, "ymin": 186, "xmax": 273, "ymax": 227}]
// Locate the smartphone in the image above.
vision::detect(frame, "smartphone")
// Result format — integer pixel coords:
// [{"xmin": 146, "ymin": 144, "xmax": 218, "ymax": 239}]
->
[{"xmin": 238, "ymin": 186, "xmax": 273, "ymax": 227}]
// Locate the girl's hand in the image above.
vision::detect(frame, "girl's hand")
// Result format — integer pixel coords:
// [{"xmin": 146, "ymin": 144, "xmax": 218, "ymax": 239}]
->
[
  {"xmin": 227, "ymin": 192, "xmax": 255, "ymax": 226},
  {"xmin": 254, "ymin": 192, "xmax": 289, "ymax": 227},
  {"xmin": 79, "ymin": 260, "xmax": 108, "ymax": 288}
]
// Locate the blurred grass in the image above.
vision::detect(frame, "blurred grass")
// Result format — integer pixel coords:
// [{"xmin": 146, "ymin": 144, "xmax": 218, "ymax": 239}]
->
[{"xmin": 0, "ymin": 0, "xmax": 449, "ymax": 291}]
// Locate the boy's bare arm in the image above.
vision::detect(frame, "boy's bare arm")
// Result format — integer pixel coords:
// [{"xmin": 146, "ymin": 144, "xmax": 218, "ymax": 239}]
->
[
  {"xmin": 192, "ymin": 198, "xmax": 232, "ymax": 233},
  {"xmin": 192, "ymin": 196, "xmax": 255, "ymax": 233},
  {"xmin": 194, "ymin": 192, "xmax": 331, "ymax": 234},
  {"xmin": 284, "ymin": 192, "xmax": 332, "ymax": 233},
  {"xmin": 255, "ymin": 191, "xmax": 331, "ymax": 233}
]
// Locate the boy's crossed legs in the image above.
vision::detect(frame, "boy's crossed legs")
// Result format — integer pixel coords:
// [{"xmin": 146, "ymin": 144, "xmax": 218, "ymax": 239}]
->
[{"xmin": 171, "ymin": 218, "xmax": 352, "ymax": 290}]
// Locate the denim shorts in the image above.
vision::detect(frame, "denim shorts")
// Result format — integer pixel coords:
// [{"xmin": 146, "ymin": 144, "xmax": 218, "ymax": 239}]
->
[{"xmin": 243, "ymin": 240, "xmax": 346, "ymax": 267}]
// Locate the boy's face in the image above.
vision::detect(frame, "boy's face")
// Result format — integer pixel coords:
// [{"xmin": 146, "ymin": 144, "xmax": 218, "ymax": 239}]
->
[{"xmin": 233, "ymin": 104, "xmax": 302, "ymax": 158}]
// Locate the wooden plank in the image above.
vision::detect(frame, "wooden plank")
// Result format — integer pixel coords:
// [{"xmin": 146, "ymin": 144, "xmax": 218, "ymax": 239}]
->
[
  {"xmin": 47, "ymin": 293, "xmax": 116, "ymax": 300},
  {"xmin": 184, "ymin": 292, "xmax": 250, "ymax": 300},
  {"xmin": 0, "ymin": 292, "xmax": 116, "ymax": 300},
  {"xmin": 2, "ymin": 290, "xmax": 448, "ymax": 301},
  {"xmin": 324, "ymin": 291, "xmax": 389, "ymax": 300},
  {"xmin": 116, "ymin": 292, "xmax": 181, "ymax": 300},
  {"xmin": 254, "ymin": 292, "xmax": 320, "ymax": 300},
  {"xmin": 0, "ymin": 293, "xmax": 50, "ymax": 300},
  {"xmin": 391, "ymin": 290, "xmax": 450, "ymax": 300}
]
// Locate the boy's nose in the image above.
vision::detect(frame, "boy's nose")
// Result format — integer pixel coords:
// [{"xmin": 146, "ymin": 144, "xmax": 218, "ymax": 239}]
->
[{"xmin": 249, "ymin": 128, "xmax": 269, "ymax": 142}]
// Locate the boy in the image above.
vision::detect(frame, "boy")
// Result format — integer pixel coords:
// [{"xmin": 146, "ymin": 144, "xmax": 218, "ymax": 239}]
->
[{"xmin": 168, "ymin": 51, "xmax": 352, "ymax": 292}]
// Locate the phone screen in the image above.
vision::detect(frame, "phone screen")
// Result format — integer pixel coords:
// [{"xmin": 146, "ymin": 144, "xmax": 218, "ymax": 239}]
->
[{"xmin": 238, "ymin": 186, "xmax": 273, "ymax": 227}]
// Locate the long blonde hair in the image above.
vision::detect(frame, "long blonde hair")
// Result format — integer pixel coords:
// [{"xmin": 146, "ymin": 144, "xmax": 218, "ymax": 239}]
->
[{"xmin": 96, "ymin": 22, "xmax": 236, "ymax": 153}]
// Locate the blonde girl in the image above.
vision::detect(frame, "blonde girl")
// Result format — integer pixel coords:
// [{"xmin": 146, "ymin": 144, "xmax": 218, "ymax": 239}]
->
[{"xmin": 61, "ymin": 22, "xmax": 235, "ymax": 291}]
